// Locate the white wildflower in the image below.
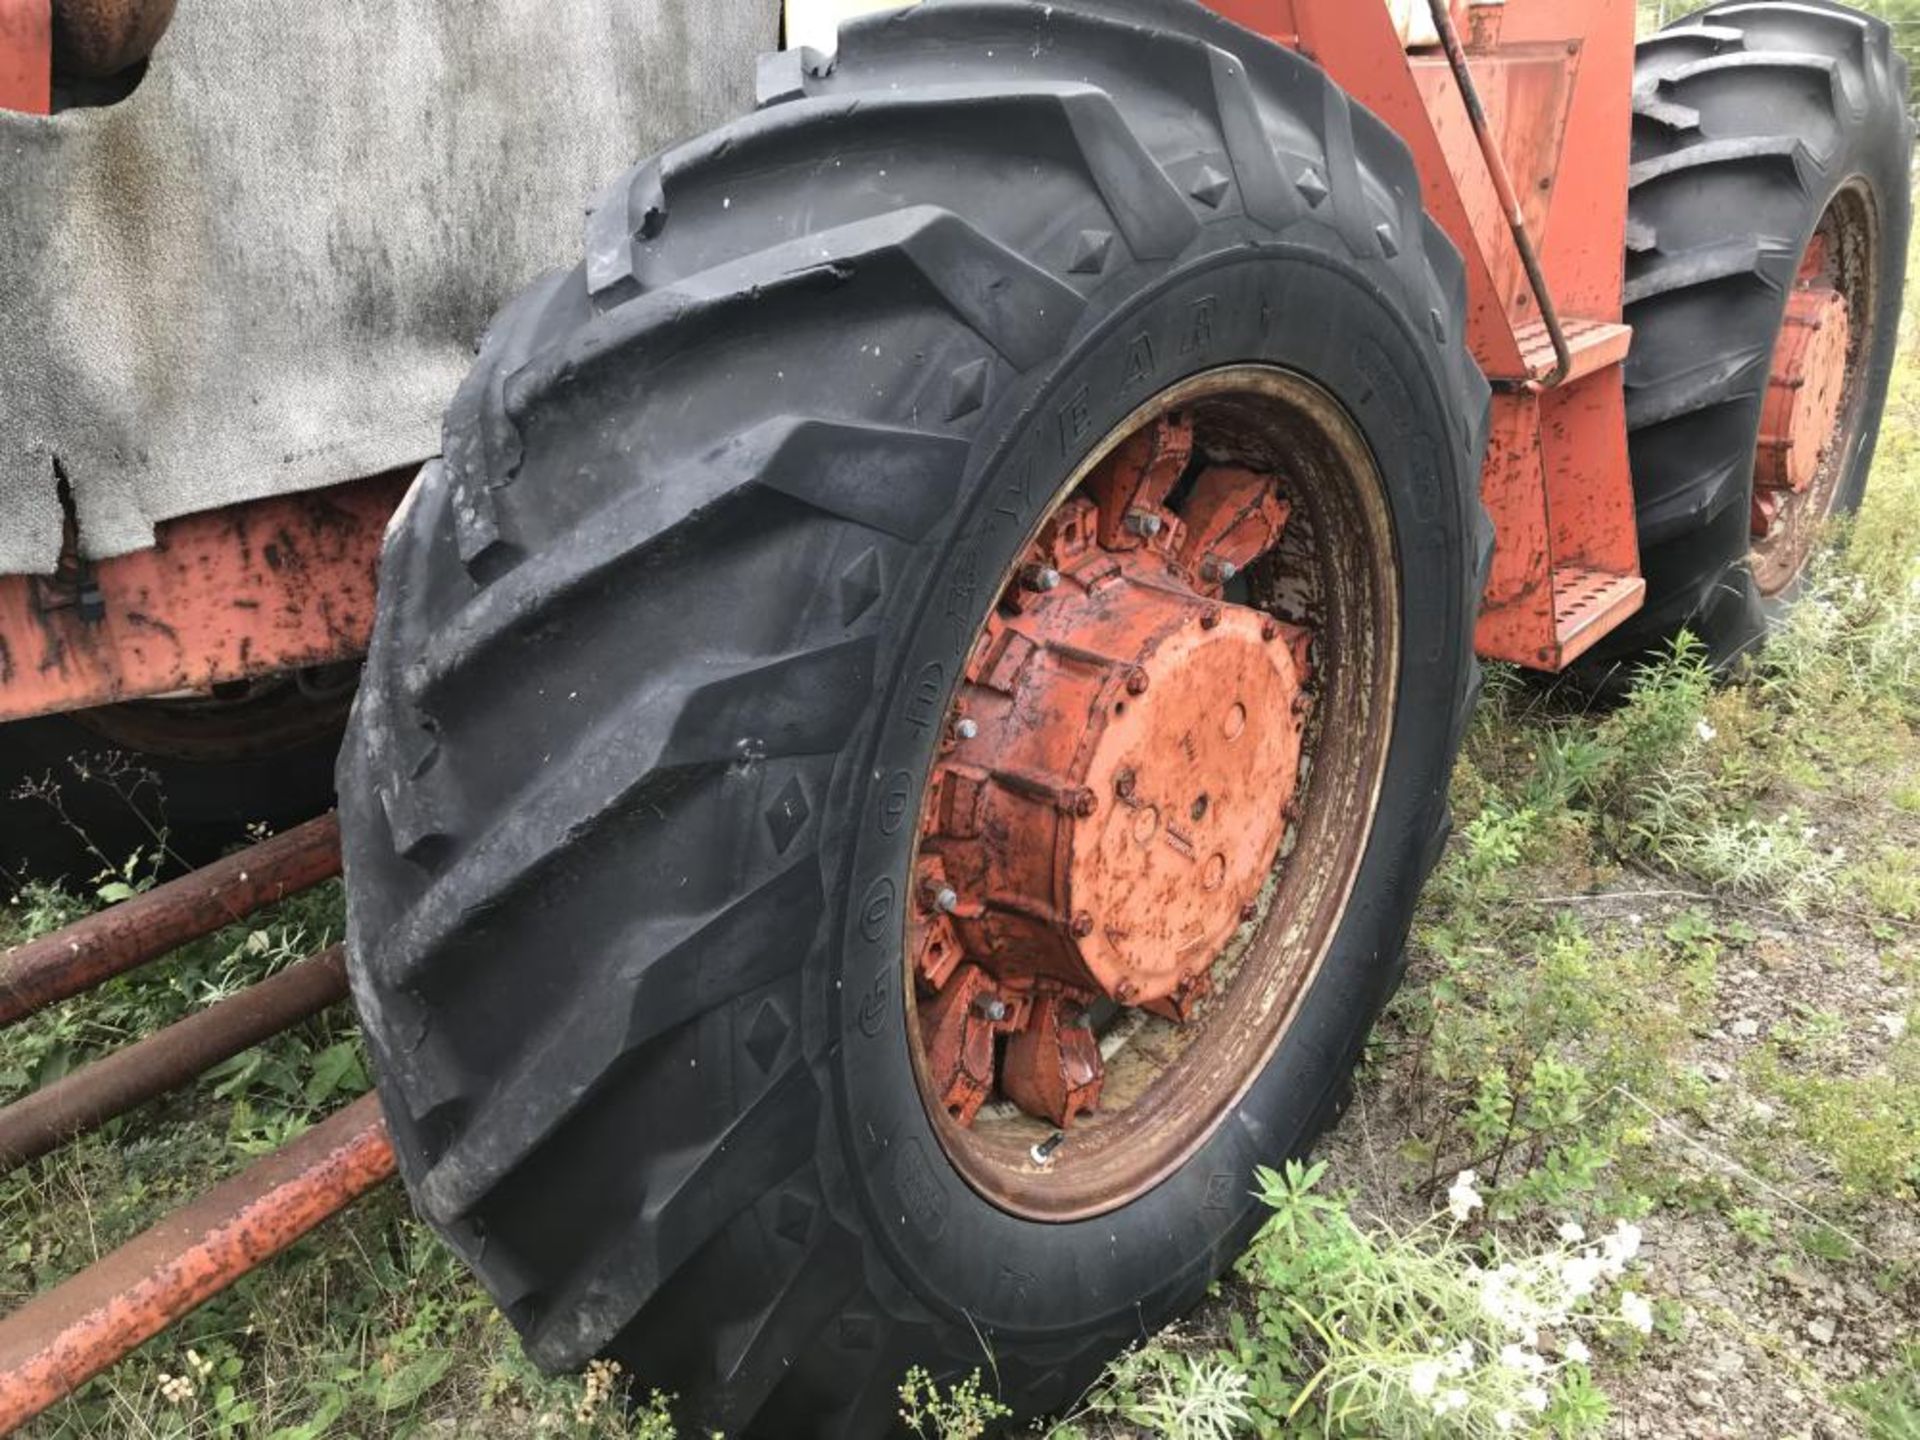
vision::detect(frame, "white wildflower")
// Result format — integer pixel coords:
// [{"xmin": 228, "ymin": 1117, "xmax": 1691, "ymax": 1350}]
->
[
  {"xmin": 1601, "ymin": 1221, "xmax": 1643, "ymax": 1277},
  {"xmin": 1557, "ymin": 1220, "xmax": 1586, "ymax": 1244},
  {"xmin": 1444, "ymin": 1340, "xmax": 1476, "ymax": 1377},
  {"xmin": 1448, "ymin": 1168, "xmax": 1485, "ymax": 1223},
  {"xmin": 1434, "ymin": 1388, "xmax": 1470, "ymax": 1415},
  {"xmin": 1560, "ymin": 1251, "xmax": 1605, "ymax": 1300},
  {"xmin": 1564, "ymin": 1335, "xmax": 1592, "ymax": 1364},
  {"xmin": 1408, "ymin": 1358, "xmax": 1442, "ymax": 1400},
  {"xmin": 1520, "ymin": 1384, "xmax": 1551, "ymax": 1413},
  {"xmin": 1494, "ymin": 1412, "xmax": 1516, "ymax": 1433},
  {"xmin": 1619, "ymin": 1290, "xmax": 1654, "ymax": 1335},
  {"xmin": 1695, "ymin": 718, "xmax": 1717, "ymax": 743},
  {"xmin": 1501, "ymin": 1342, "xmax": 1548, "ymax": 1376}
]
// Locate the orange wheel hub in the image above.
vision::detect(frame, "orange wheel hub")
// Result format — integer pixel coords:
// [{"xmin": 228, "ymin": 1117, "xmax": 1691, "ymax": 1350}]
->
[{"xmin": 909, "ymin": 418, "xmax": 1311, "ymax": 1130}]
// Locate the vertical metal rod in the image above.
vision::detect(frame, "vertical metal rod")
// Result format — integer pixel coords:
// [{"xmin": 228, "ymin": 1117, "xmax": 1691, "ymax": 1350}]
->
[
  {"xmin": 0, "ymin": 1094, "xmax": 394, "ymax": 1435},
  {"xmin": 0, "ymin": 946, "xmax": 351, "ymax": 1173},
  {"xmin": 0, "ymin": 814, "xmax": 341, "ymax": 1027},
  {"xmin": 1425, "ymin": 0, "xmax": 1574, "ymax": 386}
]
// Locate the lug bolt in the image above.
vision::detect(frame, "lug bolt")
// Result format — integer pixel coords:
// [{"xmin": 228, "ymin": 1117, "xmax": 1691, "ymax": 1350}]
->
[
  {"xmin": 1126, "ymin": 669, "xmax": 1150, "ymax": 696},
  {"xmin": 1124, "ymin": 509, "xmax": 1163, "ymax": 538},
  {"xmin": 1020, "ymin": 564, "xmax": 1062, "ymax": 593},
  {"xmin": 1071, "ymin": 911, "xmax": 1095, "ymax": 937},
  {"xmin": 1200, "ymin": 604, "xmax": 1222, "ymax": 630},
  {"xmin": 954, "ymin": 717, "xmax": 979, "ymax": 740},
  {"xmin": 1072, "ymin": 788, "xmax": 1097, "ymax": 818},
  {"xmin": 973, "ymin": 995, "xmax": 1010, "ymax": 1022},
  {"xmin": 1202, "ymin": 557, "xmax": 1237, "ymax": 584},
  {"xmin": 931, "ymin": 886, "xmax": 959, "ymax": 914},
  {"xmin": 1115, "ymin": 768, "xmax": 1137, "ymax": 800}
]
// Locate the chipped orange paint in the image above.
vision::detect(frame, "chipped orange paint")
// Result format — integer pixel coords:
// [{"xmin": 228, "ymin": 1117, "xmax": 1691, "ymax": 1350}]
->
[
  {"xmin": 912, "ymin": 430, "xmax": 1309, "ymax": 1128},
  {"xmin": 0, "ymin": 0, "xmax": 50, "ymax": 114},
  {"xmin": 1758, "ymin": 287, "xmax": 1850, "ymax": 496},
  {"xmin": 0, "ymin": 472, "xmax": 409, "ymax": 723},
  {"xmin": 0, "ymin": 1094, "xmax": 393, "ymax": 1432}
]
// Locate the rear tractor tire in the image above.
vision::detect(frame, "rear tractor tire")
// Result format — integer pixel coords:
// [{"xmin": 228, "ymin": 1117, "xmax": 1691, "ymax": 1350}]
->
[
  {"xmin": 338, "ymin": 3, "xmax": 1489, "ymax": 1433},
  {"xmin": 1584, "ymin": 0, "xmax": 1911, "ymax": 679}
]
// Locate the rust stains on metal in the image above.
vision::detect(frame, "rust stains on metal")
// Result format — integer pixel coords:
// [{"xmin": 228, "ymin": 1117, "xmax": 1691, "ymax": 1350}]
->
[
  {"xmin": 1756, "ymin": 286, "xmax": 1851, "ymax": 501},
  {"xmin": 0, "ymin": 947, "xmax": 349, "ymax": 1173},
  {"xmin": 0, "ymin": 1094, "xmax": 393, "ymax": 1433},
  {"xmin": 0, "ymin": 471, "xmax": 408, "ymax": 724},
  {"xmin": 0, "ymin": 0, "xmax": 50, "ymax": 112},
  {"xmin": 911, "ymin": 424, "xmax": 1309, "ymax": 1130},
  {"xmin": 0, "ymin": 813, "xmax": 341, "ymax": 1027}
]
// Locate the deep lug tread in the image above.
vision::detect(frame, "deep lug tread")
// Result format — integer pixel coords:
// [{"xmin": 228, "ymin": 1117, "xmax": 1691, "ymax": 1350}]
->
[{"xmin": 1582, "ymin": 0, "xmax": 1909, "ymax": 678}]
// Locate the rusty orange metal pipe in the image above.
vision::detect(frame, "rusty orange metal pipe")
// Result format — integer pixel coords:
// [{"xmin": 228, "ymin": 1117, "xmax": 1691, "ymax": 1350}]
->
[
  {"xmin": 0, "ymin": 1093, "xmax": 393, "ymax": 1434},
  {"xmin": 1424, "ymin": 0, "xmax": 1572, "ymax": 386},
  {"xmin": 0, "ymin": 814, "xmax": 341, "ymax": 1027},
  {"xmin": 0, "ymin": 946, "xmax": 350, "ymax": 1173}
]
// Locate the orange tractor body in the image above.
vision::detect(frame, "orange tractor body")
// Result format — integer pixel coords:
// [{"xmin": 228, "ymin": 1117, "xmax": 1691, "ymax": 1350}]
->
[{"xmin": 0, "ymin": 0, "xmax": 1639, "ymax": 726}]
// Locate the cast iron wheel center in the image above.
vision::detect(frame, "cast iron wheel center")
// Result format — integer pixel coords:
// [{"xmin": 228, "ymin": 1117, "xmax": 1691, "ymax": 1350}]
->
[
  {"xmin": 912, "ymin": 482, "xmax": 1311, "ymax": 1127},
  {"xmin": 1750, "ymin": 185, "xmax": 1880, "ymax": 593},
  {"xmin": 902, "ymin": 367, "xmax": 1399, "ymax": 1222}
]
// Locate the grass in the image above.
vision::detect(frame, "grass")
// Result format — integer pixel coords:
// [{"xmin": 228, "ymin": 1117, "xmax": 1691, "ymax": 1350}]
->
[{"xmin": 6, "ymin": 232, "xmax": 1919, "ymax": 1440}]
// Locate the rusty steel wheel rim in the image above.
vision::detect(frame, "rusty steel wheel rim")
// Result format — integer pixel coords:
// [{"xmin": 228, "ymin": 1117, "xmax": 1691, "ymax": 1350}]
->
[
  {"xmin": 1750, "ymin": 181, "xmax": 1881, "ymax": 597},
  {"xmin": 902, "ymin": 365, "xmax": 1400, "ymax": 1221}
]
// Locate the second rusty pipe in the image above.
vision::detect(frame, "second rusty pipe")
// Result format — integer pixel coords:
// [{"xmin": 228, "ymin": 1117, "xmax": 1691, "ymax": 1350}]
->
[
  {"xmin": 1425, "ymin": 0, "xmax": 1572, "ymax": 387},
  {"xmin": 0, "ymin": 813, "xmax": 340, "ymax": 1028},
  {"xmin": 0, "ymin": 946, "xmax": 350, "ymax": 1173}
]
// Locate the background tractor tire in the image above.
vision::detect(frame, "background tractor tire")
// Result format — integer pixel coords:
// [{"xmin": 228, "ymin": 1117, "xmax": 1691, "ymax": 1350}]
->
[
  {"xmin": 1581, "ymin": 0, "xmax": 1911, "ymax": 679},
  {"xmin": 0, "ymin": 679, "xmax": 351, "ymax": 887},
  {"xmin": 339, "ymin": 2, "xmax": 1488, "ymax": 1432}
]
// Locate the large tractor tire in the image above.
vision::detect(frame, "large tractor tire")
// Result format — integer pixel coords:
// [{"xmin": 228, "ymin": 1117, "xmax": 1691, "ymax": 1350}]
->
[
  {"xmin": 338, "ymin": 1, "xmax": 1488, "ymax": 1432},
  {"xmin": 1584, "ymin": 0, "xmax": 1910, "ymax": 678}
]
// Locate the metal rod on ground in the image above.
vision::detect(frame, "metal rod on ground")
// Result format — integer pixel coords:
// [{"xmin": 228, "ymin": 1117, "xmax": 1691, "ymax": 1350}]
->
[
  {"xmin": 0, "ymin": 1093, "xmax": 394, "ymax": 1435},
  {"xmin": 0, "ymin": 946, "xmax": 351, "ymax": 1174},
  {"xmin": 0, "ymin": 813, "xmax": 341, "ymax": 1027}
]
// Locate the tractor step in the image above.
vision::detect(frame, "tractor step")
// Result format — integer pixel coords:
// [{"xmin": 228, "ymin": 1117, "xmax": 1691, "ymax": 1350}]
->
[
  {"xmin": 1515, "ymin": 317, "xmax": 1633, "ymax": 386},
  {"xmin": 1548, "ymin": 564, "xmax": 1648, "ymax": 665}
]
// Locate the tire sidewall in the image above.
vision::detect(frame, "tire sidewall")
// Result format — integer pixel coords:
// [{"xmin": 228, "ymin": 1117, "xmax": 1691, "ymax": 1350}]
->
[{"xmin": 822, "ymin": 240, "xmax": 1474, "ymax": 1343}]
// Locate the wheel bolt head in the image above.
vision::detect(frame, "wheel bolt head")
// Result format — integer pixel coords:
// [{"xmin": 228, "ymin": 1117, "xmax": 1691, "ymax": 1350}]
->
[
  {"xmin": 1125, "ymin": 510, "xmax": 1163, "ymax": 538},
  {"xmin": 1115, "ymin": 768, "xmax": 1137, "ymax": 799},
  {"xmin": 1126, "ymin": 669, "xmax": 1150, "ymax": 696},
  {"xmin": 1200, "ymin": 604, "xmax": 1222, "ymax": 630},
  {"xmin": 932, "ymin": 886, "xmax": 958, "ymax": 914},
  {"xmin": 1203, "ymin": 557, "xmax": 1237, "ymax": 584},
  {"xmin": 954, "ymin": 717, "xmax": 979, "ymax": 740},
  {"xmin": 1071, "ymin": 911, "xmax": 1095, "ymax": 937},
  {"xmin": 1072, "ymin": 789, "xmax": 1097, "ymax": 817},
  {"xmin": 973, "ymin": 995, "xmax": 1010, "ymax": 1022},
  {"xmin": 1021, "ymin": 564, "xmax": 1062, "ymax": 593}
]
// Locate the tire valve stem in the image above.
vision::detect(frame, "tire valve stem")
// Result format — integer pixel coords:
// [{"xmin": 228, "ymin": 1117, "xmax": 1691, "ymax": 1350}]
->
[{"xmin": 1030, "ymin": 1130, "xmax": 1066, "ymax": 1166}]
